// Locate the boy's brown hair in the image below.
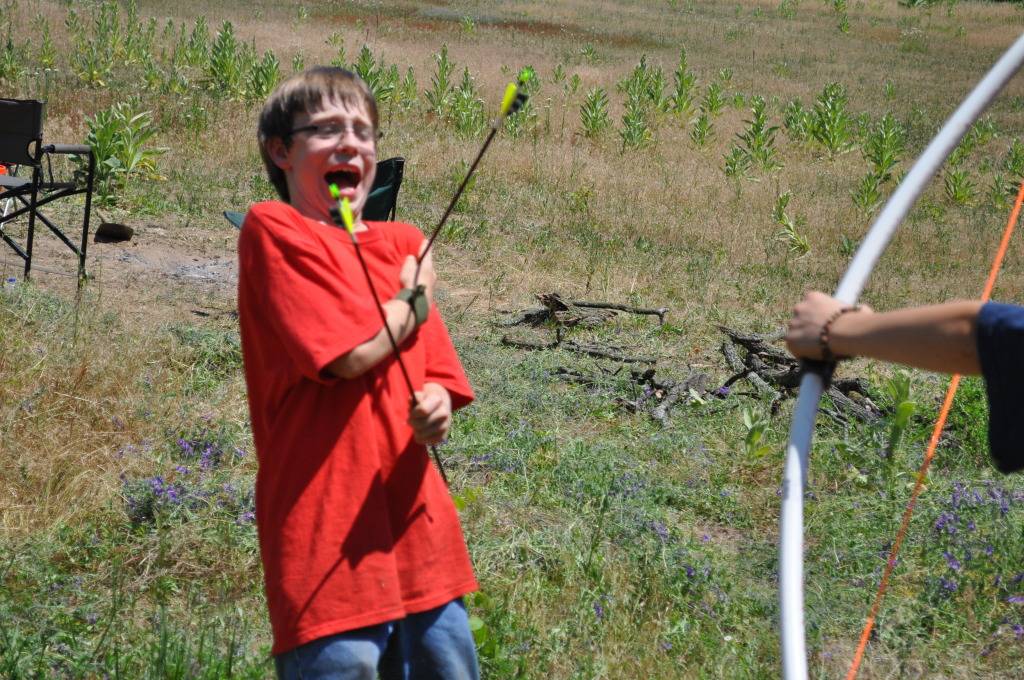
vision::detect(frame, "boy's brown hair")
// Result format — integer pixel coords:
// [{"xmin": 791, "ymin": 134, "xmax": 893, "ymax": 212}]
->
[{"xmin": 258, "ymin": 67, "xmax": 379, "ymax": 203}]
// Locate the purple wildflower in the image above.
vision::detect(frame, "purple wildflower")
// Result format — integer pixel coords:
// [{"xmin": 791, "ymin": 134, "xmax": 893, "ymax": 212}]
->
[
  {"xmin": 943, "ymin": 551, "xmax": 961, "ymax": 571},
  {"xmin": 593, "ymin": 601, "xmax": 604, "ymax": 620},
  {"xmin": 939, "ymin": 577, "xmax": 958, "ymax": 593},
  {"xmin": 650, "ymin": 521, "xmax": 669, "ymax": 543},
  {"xmin": 714, "ymin": 386, "xmax": 731, "ymax": 398},
  {"xmin": 684, "ymin": 565, "xmax": 696, "ymax": 579},
  {"xmin": 1014, "ymin": 624, "xmax": 1024, "ymax": 639},
  {"xmin": 934, "ymin": 512, "xmax": 957, "ymax": 535},
  {"xmin": 1008, "ymin": 596, "xmax": 1024, "ymax": 604}
]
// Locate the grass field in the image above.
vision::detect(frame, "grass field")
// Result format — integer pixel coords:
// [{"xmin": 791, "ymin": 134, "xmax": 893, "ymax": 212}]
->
[{"xmin": 3, "ymin": 0, "xmax": 1024, "ymax": 677}]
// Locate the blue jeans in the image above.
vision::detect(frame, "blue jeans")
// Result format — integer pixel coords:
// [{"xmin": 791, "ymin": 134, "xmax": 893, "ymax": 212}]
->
[{"xmin": 274, "ymin": 598, "xmax": 480, "ymax": 680}]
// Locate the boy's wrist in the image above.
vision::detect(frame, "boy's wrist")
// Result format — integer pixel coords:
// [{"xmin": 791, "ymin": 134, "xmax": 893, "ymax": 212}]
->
[
  {"xmin": 395, "ymin": 285, "xmax": 429, "ymax": 327},
  {"xmin": 826, "ymin": 308, "xmax": 870, "ymax": 359}
]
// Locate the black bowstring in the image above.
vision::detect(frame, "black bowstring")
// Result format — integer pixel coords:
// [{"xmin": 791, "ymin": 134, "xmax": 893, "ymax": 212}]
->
[{"xmin": 413, "ymin": 85, "xmax": 529, "ymax": 285}]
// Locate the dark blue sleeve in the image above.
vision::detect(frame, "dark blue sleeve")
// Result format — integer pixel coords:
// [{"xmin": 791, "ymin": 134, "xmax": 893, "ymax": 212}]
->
[{"xmin": 977, "ymin": 301, "xmax": 1024, "ymax": 473}]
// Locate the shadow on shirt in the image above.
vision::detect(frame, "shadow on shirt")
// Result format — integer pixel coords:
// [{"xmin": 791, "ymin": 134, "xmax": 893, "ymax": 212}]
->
[{"xmin": 292, "ymin": 439, "xmax": 431, "ymax": 625}]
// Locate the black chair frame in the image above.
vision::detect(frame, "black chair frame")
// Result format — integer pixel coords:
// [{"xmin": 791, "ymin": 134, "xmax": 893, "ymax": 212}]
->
[{"xmin": 0, "ymin": 98, "xmax": 96, "ymax": 282}]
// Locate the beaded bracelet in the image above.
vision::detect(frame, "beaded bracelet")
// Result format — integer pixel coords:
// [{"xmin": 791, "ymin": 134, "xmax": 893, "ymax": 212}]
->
[{"xmin": 819, "ymin": 304, "xmax": 861, "ymax": 362}]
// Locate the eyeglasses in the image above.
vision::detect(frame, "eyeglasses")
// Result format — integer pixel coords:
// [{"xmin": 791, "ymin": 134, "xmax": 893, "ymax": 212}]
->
[{"xmin": 288, "ymin": 120, "xmax": 377, "ymax": 143}]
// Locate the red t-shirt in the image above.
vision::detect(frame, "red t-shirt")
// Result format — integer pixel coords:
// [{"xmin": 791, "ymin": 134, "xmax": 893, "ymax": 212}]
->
[{"xmin": 237, "ymin": 201, "xmax": 477, "ymax": 655}]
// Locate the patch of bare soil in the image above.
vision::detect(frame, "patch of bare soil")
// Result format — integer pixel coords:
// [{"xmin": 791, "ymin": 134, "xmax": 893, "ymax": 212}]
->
[{"xmin": 1, "ymin": 215, "xmax": 239, "ymax": 325}]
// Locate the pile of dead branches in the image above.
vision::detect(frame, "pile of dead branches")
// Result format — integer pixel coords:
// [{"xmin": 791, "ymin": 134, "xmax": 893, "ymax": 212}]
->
[{"xmin": 496, "ymin": 293, "xmax": 883, "ymax": 428}]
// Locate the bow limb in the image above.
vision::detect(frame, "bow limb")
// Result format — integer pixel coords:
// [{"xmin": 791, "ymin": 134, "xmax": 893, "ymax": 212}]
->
[{"xmin": 780, "ymin": 32, "xmax": 1024, "ymax": 680}]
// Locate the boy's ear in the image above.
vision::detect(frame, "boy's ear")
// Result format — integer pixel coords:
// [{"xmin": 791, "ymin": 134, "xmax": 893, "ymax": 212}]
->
[{"xmin": 265, "ymin": 137, "xmax": 291, "ymax": 171}]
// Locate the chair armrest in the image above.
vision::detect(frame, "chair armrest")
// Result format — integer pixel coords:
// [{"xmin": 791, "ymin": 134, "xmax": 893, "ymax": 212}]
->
[{"xmin": 43, "ymin": 144, "xmax": 93, "ymax": 156}]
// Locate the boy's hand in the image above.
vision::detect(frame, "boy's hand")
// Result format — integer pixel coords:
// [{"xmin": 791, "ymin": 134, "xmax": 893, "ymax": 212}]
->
[
  {"xmin": 399, "ymin": 242, "xmax": 436, "ymax": 307},
  {"xmin": 410, "ymin": 383, "xmax": 452, "ymax": 445}
]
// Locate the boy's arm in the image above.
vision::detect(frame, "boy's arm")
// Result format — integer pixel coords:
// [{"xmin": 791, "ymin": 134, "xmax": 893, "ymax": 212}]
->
[
  {"xmin": 325, "ymin": 250, "xmax": 437, "ymax": 379},
  {"xmin": 324, "ymin": 298, "xmax": 420, "ymax": 379},
  {"xmin": 786, "ymin": 291, "xmax": 982, "ymax": 375}
]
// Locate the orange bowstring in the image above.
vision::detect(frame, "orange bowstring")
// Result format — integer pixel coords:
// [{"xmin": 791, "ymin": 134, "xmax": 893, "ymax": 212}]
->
[{"xmin": 845, "ymin": 177, "xmax": 1024, "ymax": 680}]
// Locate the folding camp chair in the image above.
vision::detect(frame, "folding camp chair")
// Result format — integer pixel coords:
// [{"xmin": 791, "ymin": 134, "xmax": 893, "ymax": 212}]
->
[
  {"xmin": 0, "ymin": 98, "xmax": 96, "ymax": 281},
  {"xmin": 224, "ymin": 156, "xmax": 405, "ymax": 229}
]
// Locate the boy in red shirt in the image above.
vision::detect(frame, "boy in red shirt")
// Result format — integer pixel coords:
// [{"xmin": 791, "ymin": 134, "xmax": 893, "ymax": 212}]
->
[{"xmin": 237, "ymin": 67, "xmax": 480, "ymax": 679}]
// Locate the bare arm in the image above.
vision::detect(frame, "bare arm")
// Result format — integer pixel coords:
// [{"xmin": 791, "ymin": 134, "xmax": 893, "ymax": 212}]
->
[
  {"xmin": 326, "ymin": 250, "xmax": 437, "ymax": 379},
  {"xmin": 786, "ymin": 291, "xmax": 983, "ymax": 375}
]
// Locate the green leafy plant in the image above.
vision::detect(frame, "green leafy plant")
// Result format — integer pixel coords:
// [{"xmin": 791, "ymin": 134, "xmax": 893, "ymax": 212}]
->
[
  {"xmin": 783, "ymin": 99, "xmax": 814, "ymax": 142},
  {"xmin": 141, "ymin": 52, "xmax": 163, "ymax": 91},
  {"xmin": 397, "ymin": 66, "xmax": 418, "ymax": 111},
  {"xmin": 184, "ymin": 16, "xmax": 209, "ymax": 67},
  {"xmin": 689, "ymin": 110, "xmax": 713, "ymax": 147},
  {"xmin": 670, "ymin": 47, "xmax": 697, "ymax": 115},
  {"xmin": 425, "ymin": 44, "xmax": 455, "ymax": 117},
  {"xmin": 450, "ymin": 67, "xmax": 486, "ymax": 136},
  {"xmin": 863, "ymin": 113, "xmax": 905, "ymax": 182},
  {"xmin": 839, "ymin": 233, "xmax": 858, "ymax": 257},
  {"xmin": 737, "ymin": 95, "xmax": 781, "ymax": 172},
  {"xmin": 580, "ymin": 86, "xmax": 610, "ymax": 138},
  {"xmin": 702, "ymin": 80, "xmax": 726, "ymax": 117},
  {"xmin": 0, "ymin": 32, "xmax": 21, "ymax": 86},
  {"xmin": 811, "ymin": 81, "xmax": 854, "ymax": 157},
  {"xmin": 620, "ymin": 92, "xmax": 653, "ymax": 150},
  {"xmin": 882, "ymin": 371, "xmax": 916, "ymax": 461},
  {"xmin": 352, "ymin": 45, "xmax": 398, "ymax": 107},
  {"xmin": 36, "ymin": 18, "xmax": 57, "ymax": 70},
  {"xmin": 618, "ymin": 55, "xmax": 670, "ymax": 113},
  {"xmin": 773, "ymin": 191, "xmax": 811, "ymax": 256},
  {"xmin": 579, "ymin": 43, "xmax": 598, "ymax": 63},
  {"xmin": 206, "ymin": 21, "xmax": 244, "ymax": 99},
  {"xmin": 837, "ymin": 12, "xmax": 850, "ymax": 34},
  {"xmin": 742, "ymin": 407, "xmax": 773, "ymax": 458},
  {"xmin": 247, "ymin": 50, "xmax": 280, "ymax": 103},
  {"xmin": 851, "ymin": 172, "xmax": 884, "ymax": 215},
  {"xmin": 944, "ymin": 167, "xmax": 976, "ymax": 206},
  {"xmin": 723, "ymin": 146, "xmax": 752, "ymax": 180},
  {"xmin": 81, "ymin": 100, "xmax": 167, "ymax": 206},
  {"xmin": 779, "ymin": 0, "xmax": 799, "ymax": 19}
]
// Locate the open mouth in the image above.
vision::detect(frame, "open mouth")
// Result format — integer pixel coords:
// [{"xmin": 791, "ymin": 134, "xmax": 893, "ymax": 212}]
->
[{"xmin": 325, "ymin": 167, "xmax": 361, "ymax": 193}]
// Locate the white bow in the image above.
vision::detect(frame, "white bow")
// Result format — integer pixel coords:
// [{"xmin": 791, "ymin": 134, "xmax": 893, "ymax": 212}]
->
[{"xmin": 779, "ymin": 33, "xmax": 1024, "ymax": 680}]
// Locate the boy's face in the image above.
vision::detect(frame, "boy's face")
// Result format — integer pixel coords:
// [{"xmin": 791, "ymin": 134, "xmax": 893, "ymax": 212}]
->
[{"xmin": 269, "ymin": 96, "xmax": 377, "ymax": 225}]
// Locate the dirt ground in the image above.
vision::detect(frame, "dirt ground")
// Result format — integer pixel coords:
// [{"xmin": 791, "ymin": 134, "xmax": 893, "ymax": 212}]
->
[{"xmin": 2, "ymin": 212, "xmax": 240, "ymax": 323}]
